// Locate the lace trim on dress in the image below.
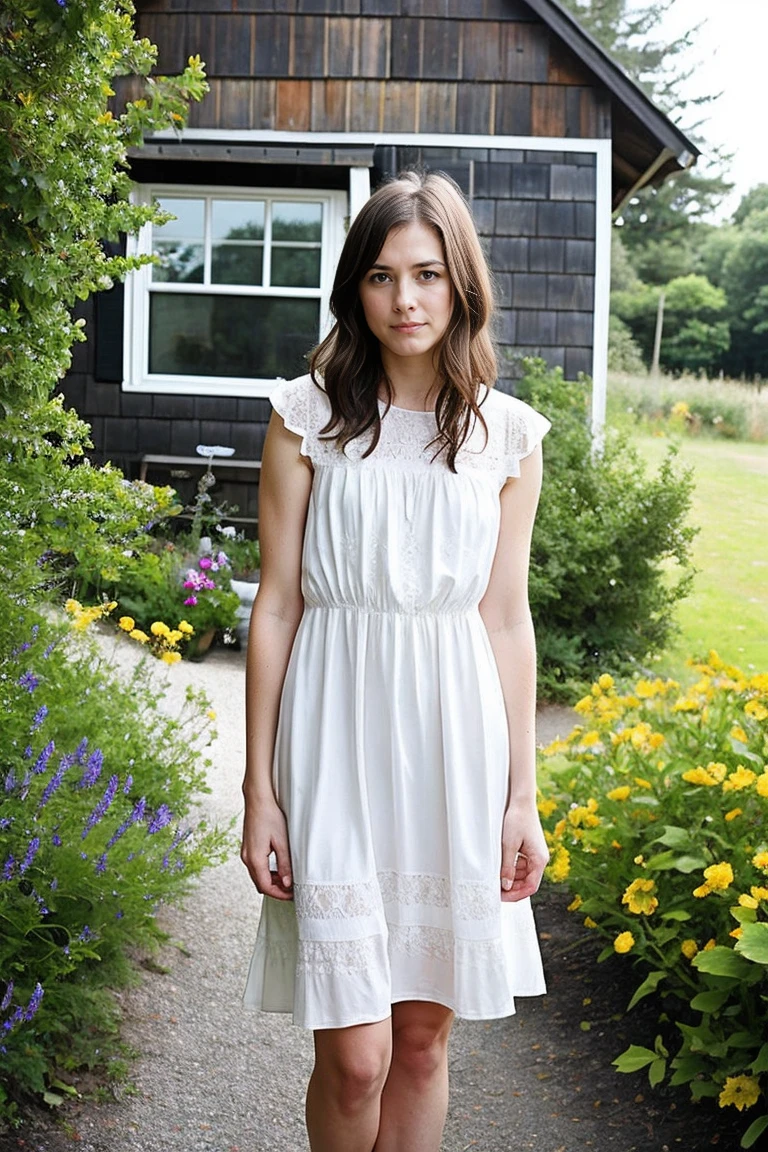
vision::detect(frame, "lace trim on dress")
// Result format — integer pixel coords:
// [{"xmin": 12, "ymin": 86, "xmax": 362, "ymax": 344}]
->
[
  {"xmin": 295, "ymin": 879, "xmax": 381, "ymax": 920},
  {"xmin": 378, "ymin": 872, "xmax": 498, "ymax": 921},
  {"xmin": 297, "ymin": 936, "xmax": 383, "ymax": 975}
]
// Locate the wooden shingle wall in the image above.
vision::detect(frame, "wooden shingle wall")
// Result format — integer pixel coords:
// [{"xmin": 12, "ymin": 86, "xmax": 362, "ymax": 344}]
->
[{"xmin": 132, "ymin": 0, "xmax": 610, "ymax": 139}]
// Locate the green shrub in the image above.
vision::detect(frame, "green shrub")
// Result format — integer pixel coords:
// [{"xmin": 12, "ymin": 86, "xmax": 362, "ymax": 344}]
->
[
  {"xmin": 516, "ymin": 360, "xmax": 696, "ymax": 697},
  {"xmin": 538, "ymin": 658, "xmax": 768, "ymax": 1149},
  {"xmin": 0, "ymin": 608, "xmax": 229, "ymax": 1120}
]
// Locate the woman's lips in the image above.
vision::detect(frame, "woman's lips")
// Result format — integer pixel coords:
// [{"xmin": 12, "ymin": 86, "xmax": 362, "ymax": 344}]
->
[{"xmin": 391, "ymin": 323, "xmax": 425, "ymax": 332}]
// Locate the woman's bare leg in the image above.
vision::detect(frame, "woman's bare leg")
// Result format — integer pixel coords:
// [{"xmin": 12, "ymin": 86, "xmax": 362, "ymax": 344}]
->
[
  {"xmin": 306, "ymin": 1019, "xmax": 392, "ymax": 1152},
  {"xmin": 374, "ymin": 1001, "xmax": 454, "ymax": 1152}
]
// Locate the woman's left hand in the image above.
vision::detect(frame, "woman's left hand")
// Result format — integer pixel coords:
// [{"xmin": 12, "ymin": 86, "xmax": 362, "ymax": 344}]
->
[{"xmin": 500, "ymin": 802, "xmax": 549, "ymax": 902}]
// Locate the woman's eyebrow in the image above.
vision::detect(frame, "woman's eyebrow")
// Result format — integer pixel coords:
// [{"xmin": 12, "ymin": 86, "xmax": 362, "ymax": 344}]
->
[{"xmin": 369, "ymin": 259, "xmax": 447, "ymax": 270}]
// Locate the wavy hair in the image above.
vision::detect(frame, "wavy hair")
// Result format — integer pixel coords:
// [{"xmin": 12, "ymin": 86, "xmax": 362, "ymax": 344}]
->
[{"xmin": 309, "ymin": 170, "xmax": 497, "ymax": 471}]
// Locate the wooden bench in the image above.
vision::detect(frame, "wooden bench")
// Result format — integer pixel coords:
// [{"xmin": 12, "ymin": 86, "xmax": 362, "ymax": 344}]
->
[{"xmin": 139, "ymin": 454, "xmax": 262, "ymax": 483}]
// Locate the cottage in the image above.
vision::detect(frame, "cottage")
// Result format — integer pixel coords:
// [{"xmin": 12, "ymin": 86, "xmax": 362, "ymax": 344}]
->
[{"xmin": 61, "ymin": 0, "xmax": 697, "ymax": 523}]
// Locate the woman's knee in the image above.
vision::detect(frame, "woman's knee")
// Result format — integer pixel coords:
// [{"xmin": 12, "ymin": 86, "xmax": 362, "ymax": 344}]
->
[
  {"xmin": 313, "ymin": 1023, "xmax": 391, "ymax": 1113},
  {"xmin": 391, "ymin": 1004, "xmax": 453, "ymax": 1082}
]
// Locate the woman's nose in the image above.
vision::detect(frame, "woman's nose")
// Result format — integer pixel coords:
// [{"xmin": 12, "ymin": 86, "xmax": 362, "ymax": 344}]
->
[{"xmin": 393, "ymin": 279, "xmax": 416, "ymax": 312}]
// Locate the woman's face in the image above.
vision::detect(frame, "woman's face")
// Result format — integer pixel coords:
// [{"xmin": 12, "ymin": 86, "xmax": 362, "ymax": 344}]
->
[{"xmin": 358, "ymin": 221, "xmax": 453, "ymax": 371}]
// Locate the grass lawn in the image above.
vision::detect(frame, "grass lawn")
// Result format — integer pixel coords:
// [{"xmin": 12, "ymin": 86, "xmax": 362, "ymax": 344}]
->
[{"xmin": 633, "ymin": 433, "xmax": 768, "ymax": 677}]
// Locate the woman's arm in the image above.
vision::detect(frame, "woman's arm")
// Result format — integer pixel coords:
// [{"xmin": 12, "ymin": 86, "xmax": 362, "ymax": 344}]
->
[
  {"xmin": 240, "ymin": 411, "xmax": 313, "ymax": 901},
  {"xmin": 479, "ymin": 444, "xmax": 549, "ymax": 903}
]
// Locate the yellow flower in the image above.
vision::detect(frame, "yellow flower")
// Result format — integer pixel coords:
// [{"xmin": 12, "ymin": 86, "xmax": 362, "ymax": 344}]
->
[
  {"xmin": 693, "ymin": 884, "xmax": 711, "ymax": 898},
  {"xmin": 648, "ymin": 732, "xmax": 665, "ymax": 749},
  {"xmin": 680, "ymin": 939, "xmax": 698, "ymax": 960},
  {"xmin": 622, "ymin": 877, "xmax": 658, "ymax": 916},
  {"xmin": 730, "ymin": 726, "xmax": 748, "ymax": 743},
  {"xmin": 607, "ymin": 785, "xmax": 631, "ymax": 802},
  {"xmin": 725, "ymin": 808, "xmax": 743, "ymax": 822},
  {"xmin": 752, "ymin": 851, "xmax": 768, "ymax": 870},
  {"xmin": 118, "ymin": 616, "xmax": 135, "ymax": 632},
  {"xmin": 129, "ymin": 628, "xmax": 149, "ymax": 644},
  {"xmin": 567, "ymin": 894, "xmax": 583, "ymax": 912},
  {"xmin": 206, "ymin": 709, "xmax": 217, "ymax": 721},
  {"xmin": 745, "ymin": 700, "xmax": 768, "ymax": 721},
  {"xmin": 580, "ymin": 731, "xmax": 602, "ymax": 747},
  {"xmin": 568, "ymin": 802, "xmax": 601, "ymax": 829},
  {"xmin": 750, "ymin": 673, "xmax": 768, "ymax": 693},
  {"xmin": 611, "ymin": 839, "xmax": 623, "ymax": 850},
  {"xmin": 751, "ymin": 886, "xmax": 768, "ymax": 902},
  {"xmin": 670, "ymin": 400, "xmax": 689, "ymax": 417},
  {"xmin": 718, "ymin": 1075, "xmax": 761, "ymax": 1112},
  {"xmin": 64, "ymin": 598, "xmax": 82, "ymax": 614},
  {"xmin": 722, "ymin": 765, "xmax": 757, "ymax": 792},
  {"xmin": 584, "ymin": 916, "xmax": 598, "ymax": 929},
  {"xmin": 537, "ymin": 796, "xmax": 558, "ymax": 818},
  {"xmin": 729, "ymin": 927, "xmax": 743, "ymax": 940},
  {"xmin": 96, "ymin": 110, "xmax": 113, "ymax": 125},
  {"xmin": 160, "ymin": 650, "xmax": 182, "ymax": 665},
  {"xmin": 574, "ymin": 695, "xmax": 594, "ymax": 715},
  {"xmin": 634, "ymin": 777, "xmax": 652, "ymax": 790},
  {"xmin": 167, "ymin": 629, "xmax": 183, "ymax": 644},
  {"xmin": 542, "ymin": 737, "xmax": 570, "ymax": 755},
  {"xmin": 613, "ymin": 931, "xmax": 635, "ymax": 954},
  {"xmin": 178, "ymin": 620, "xmax": 195, "ymax": 635},
  {"xmin": 703, "ymin": 862, "xmax": 734, "ymax": 891},
  {"xmin": 703, "ymin": 938, "xmax": 716, "ymax": 951},
  {"xmin": 738, "ymin": 893, "xmax": 759, "ymax": 909},
  {"xmin": 150, "ymin": 621, "xmax": 171, "ymax": 638},
  {"xmin": 634, "ymin": 855, "xmax": 644, "ymax": 866},
  {"xmin": 756, "ymin": 773, "xmax": 768, "ymax": 799},
  {"xmin": 683, "ymin": 762, "xmax": 728, "ymax": 787},
  {"xmin": 673, "ymin": 696, "xmax": 702, "ymax": 713},
  {"xmin": 547, "ymin": 845, "xmax": 570, "ymax": 883},
  {"xmin": 598, "ymin": 673, "xmax": 614, "ymax": 691}
]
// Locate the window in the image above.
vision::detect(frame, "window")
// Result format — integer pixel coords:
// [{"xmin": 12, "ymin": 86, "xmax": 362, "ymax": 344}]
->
[{"xmin": 124, "ymin": 185, "xmax": 347, "ymax": 396}]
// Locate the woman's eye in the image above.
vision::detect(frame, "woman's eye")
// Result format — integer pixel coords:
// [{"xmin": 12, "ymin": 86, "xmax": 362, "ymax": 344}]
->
[
  {"xmin": 368, "ymin": 272, "xmax": 389, "ymax": 284},
  {"xmin": 420, "ymin": 270, "xmax": 437, "ymax": 281}
]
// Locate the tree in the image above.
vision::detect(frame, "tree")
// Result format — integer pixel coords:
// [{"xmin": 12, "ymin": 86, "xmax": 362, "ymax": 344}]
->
[
  {"xmin": 613, "ymin": 273, "xmax": 729, "ymax": 374},
  {"xmin": 720, "ymin": 209, "xmax": 768, "ymax": 378},
  {"xmin": 732, "ymin": 183, "xmax": 768, "ymax": 226},
  {"xmin": 0, "ymin": 0, "xmax": 208, "ymax": 413}
]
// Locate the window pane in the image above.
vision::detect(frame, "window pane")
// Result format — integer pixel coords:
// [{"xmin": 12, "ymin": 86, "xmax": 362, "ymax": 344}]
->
[
  {"xmin": 153, "ymin": 241, "xmax": 204, "ymax": 284},
  {"xmin": 211, "ymin": 243, "xmax": 264, "ymax": 286},
  {"xmin": 270, "ymin": 247, "xmax": 321, "ymax": 288},
  {"xmin": 152, "ymin": 198, "xmax": 205, "ymax": 283},
  {"xmin": 149, "ymin": 294, "xmax": 319, "ymax": 379},
  {"xmin": 272, "ymin": 201, "xmax": 322, "ymax": 242},
  {"xmin": 212, "ymin": 200, "xmax": 265, "ymax": 241}
]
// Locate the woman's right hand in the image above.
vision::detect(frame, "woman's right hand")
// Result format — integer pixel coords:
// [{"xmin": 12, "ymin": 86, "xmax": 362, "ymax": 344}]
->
[{"xmin": 241, "ymin": 797, "xmax": 294, "ymax": 901}]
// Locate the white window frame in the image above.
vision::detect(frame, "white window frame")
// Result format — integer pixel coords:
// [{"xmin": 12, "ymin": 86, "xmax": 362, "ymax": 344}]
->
[{"xmin": 123, "ymin": 183, "xmax": 348, "ymax": 398}]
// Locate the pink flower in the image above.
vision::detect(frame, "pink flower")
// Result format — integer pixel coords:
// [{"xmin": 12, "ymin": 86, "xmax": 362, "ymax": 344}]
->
[
  {"xmin": 184, "ymin": 596, "xmax": 197, "ymax": 606},
  {"xmin": 198, "ymin": 557, "xmax": 213, "ymax": 570}
]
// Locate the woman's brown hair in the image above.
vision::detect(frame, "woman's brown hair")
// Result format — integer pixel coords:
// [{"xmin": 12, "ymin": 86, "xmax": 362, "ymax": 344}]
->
[{"xmin": 309, "ymin": 170, "xmax": 497, "ymax": 471}]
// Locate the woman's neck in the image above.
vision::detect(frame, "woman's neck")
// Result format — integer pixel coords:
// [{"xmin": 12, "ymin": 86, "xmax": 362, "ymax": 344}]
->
[{"xmin": 379, "ymin": 352, "xmax": 439, "ymax": 412}]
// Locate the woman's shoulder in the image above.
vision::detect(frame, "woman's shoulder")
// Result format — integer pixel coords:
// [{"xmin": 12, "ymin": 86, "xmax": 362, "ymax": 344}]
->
[
  {"xmin": 473, "ymin": 384, "xmax": 552, "ymax": 475},
  {"xmin": 270, "ymin": 373, "xmax": 331, "ymax": 435}
]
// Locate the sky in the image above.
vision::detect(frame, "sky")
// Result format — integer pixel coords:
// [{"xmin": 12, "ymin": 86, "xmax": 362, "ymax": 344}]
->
[{"xmin": 640, "ymin": 0, "xmax": 768, "ymax": 219}]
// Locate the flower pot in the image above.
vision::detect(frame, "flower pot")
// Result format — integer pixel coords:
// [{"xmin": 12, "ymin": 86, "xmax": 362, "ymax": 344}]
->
[{"xmin": 231, "ymin": 579, "xmax": 259, "ymax": 648}]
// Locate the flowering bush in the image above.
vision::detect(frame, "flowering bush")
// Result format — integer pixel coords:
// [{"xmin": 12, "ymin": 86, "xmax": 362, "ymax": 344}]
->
[
  {"xmin": 538, "ymin": 656, "xmax": 768, "ymax": 1149},
  {"xmin": 0, "ymin": 608, "xmax": 228, "ymax": 1121}
]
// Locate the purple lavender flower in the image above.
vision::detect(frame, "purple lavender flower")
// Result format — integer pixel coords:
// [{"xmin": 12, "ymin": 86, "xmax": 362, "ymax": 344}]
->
[
  {"xmin": 79, "ymin": 748, "xmax": 103, "ymax": 788},
  {"xmin": 78, "ymin": 926, "xmax": 95, "ymax": 942},
  {"xmin": 0, "ymin": 982, "xmax": 13, "ymax": 1013},
  {"xmin": 95, "ymin": 854, "xmax": 108, "ymax": 875},
  {"xmin": 4, "ymin": 770, "xmax": 16, "ymax": 794},
  {"xmin": 107, "ymin": 797, "xmax": 146, "ymax": 849},
  {"xmin": 49, "ymin": 877, "xmax": 58, "ymax": 890},
  {"xmin": 24, "ymin": 984, "xmax": 44, "ymax": 1021},
  {"xmin": 75, "ymin": 737, "xmax": 88, "ymax": 763},
  {"xmin": 42, "ymin": 640, "xmax": 57, "ymax": 659},
  {"xmin": 51, "ymin": 833, "xmax": 62, "ymax": 847},
  {"xmin": 19, "ymin": 837, "xmax": 40, "ymax": 875},
  {"xmin": 31, "ymin": 705, "xmax": 48, "ymax": 732},
  {"xmin": 123, "ymin": 775, "xmax": 133, "ymax": 794},
  {"xmin": 33, "ymin": 741, "xmax": 55, "ymax": 775},
  {"xmin": 147, "ymin": 804, "xmax": 172, "ymax": 834},
  {"xmin": 18, "ymin": 671, "xmax": 39, "ymax": 693},
  {"xmin": 82, "ymin": 774, "xmax": 119, "ymax": 838},
  {"xmin": 11, "ymin": 641, "xmax": 31, "ymax": 657},
  {"xmin": 38, "ymin": 754, "xmax": 74, "ymax": 809},
  {"xmin": 0, "ymin": 817, "xmax": 12, "ymax": 830},
  {"xmin": 2, "ymin": 857, "xmax": 15, "ymax": 882},
  {"xmin": 3, "ymin": 1006, "xmax": 23, "ymax": 1032}
]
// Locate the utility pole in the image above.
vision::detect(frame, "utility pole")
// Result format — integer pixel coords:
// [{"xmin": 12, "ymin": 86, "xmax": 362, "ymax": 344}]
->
[{"xmin": 651, "ymin": 290, "xmax": 665, "ymax": 377}]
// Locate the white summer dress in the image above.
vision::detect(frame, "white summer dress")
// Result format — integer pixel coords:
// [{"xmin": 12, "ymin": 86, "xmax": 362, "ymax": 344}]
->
[{"xmin": 244, "ymin": 373, "xmax": 550, "ymax": 1030}]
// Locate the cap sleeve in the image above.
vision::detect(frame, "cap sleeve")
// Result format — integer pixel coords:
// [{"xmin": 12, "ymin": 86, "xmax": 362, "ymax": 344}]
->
[
  {"xmin": 270, "ymin": 374, "xmax": 323, "ymax": 459},
  {"xmin": 504, "ymin": 398, "xmax": 551, "ymax": 479}
]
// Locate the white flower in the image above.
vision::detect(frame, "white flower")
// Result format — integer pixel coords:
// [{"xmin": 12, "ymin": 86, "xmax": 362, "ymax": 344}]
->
[
  {"xmin": 220, "ymin": 525, "xmax": 236, "ymax": 539},
  {"xmin": 195, "ymin": 444, "xmax": 235, "ymax": 458}
]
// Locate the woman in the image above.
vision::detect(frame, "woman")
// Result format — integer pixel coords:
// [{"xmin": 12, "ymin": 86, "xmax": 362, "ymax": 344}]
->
[{"xmin": 241, "ymin": 170, "xmax": 549, "ymax": 1152}]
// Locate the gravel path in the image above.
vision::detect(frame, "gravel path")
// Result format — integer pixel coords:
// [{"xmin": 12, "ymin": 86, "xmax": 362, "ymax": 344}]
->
[{"xmin": 6, "ymin": 642, "xmax": 716, "ymax": 1152}]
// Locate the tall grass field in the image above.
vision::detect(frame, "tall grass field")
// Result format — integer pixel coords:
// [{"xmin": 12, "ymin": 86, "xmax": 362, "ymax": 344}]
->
[{"xmin": 608, "ymin": 373, "xmax": 768, "ymax": 677}]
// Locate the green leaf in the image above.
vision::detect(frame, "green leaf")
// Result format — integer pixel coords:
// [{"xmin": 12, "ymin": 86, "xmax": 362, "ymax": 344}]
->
[
  {"xmin": 670, "ymin": 1056, "xmax": 708, "ymax": 1085},
  {"xmin": 613, "ymin": 1045, "xmax": 658, "ymax": 1074},
  {"xmin": 627, "ymin": 970, "xmax": 666, "ymax": 1011},
  {"xmin": 728, "ymin": 1031, "xmax": 763, "ymax": 1050},
  {"xmin": 735, "ymin": 923, "xmax": 768, "ymax": 965},
  {"xmin": 649, "ymin": 1057, "xmax": 667, "ymax": 1087},
  {"xmin": 672, "ymin": 854, "xmax": 708, "ymax": 873},
  {"xmin": 42, "ymin": 1091, "xmax": 65, "ymax": 1107},
  {"xmin": 693, "ymin": 947, "xmax": 755, "ymax": 979},
  {"xmin": 750, "ymin": 1043, "xmax": 768, "ymax": 1074},
  {"xmin": 742, "ymin": 1115, "xmax": 768, "ymax": 1149},
  {"xmin": 690, "ymin": 989, "xmax": 731, "ymax": 1013},
  {"xmin": 660, "ymin": 909, "xmax": 691, "ymax": 921},
  {"xmin": 691, "ymin": 1080, "xmax": 720, "ymax": 1100},
  {"xmin": 645, "ymin": 849, "xmax": 677, "ymax": 870},
  {"xmin": 655, "ymin": 825, "xmax": 692, "ymax": 848}
]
